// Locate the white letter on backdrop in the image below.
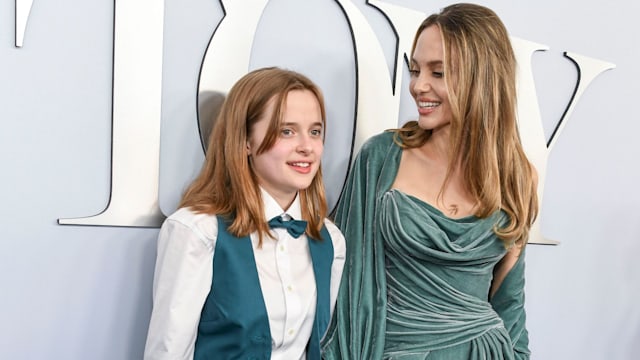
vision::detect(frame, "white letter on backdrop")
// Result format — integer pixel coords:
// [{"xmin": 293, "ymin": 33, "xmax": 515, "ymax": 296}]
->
[
  {"xmin": 15, "ymin": 0, "xmax": 34, "ymax": 47},
  {"xmin": 58, "ymin": 0, "xmax": 165, "ymax": 227}
]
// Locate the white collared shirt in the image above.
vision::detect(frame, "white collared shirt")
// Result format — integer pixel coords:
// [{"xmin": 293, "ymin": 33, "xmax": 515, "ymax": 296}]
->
[{"xmin": 143, "ymin": 190, "xmax": 346, "ymax": 360}]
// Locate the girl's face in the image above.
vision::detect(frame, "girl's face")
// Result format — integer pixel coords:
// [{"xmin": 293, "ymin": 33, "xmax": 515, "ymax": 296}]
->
[
  {"xmin": 409, "ymin": 25, "xmax": 453, "ymax": 134},
  {"xmin": 247, "ymin": 89, "xmax": 324, "ymax": 210}
]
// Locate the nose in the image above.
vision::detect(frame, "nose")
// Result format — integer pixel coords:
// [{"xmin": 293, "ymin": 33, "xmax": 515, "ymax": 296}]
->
[
  {"xmin": 296, "ymin": 133, "xmax": 313, "ymax": 155},
  {"xmin": 412, "ymin": 73, "xmax": 432, "ymax": 94}
]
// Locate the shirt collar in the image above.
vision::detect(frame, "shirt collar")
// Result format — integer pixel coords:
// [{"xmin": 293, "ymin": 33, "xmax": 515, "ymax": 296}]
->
[{"xmin": 260, "ymin": 187, "xmax": 302, "ymax": 221}]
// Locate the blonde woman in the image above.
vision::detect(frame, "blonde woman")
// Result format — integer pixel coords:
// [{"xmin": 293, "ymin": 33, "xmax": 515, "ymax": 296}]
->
[{"xmin": 323, "ymin": 4, "xmax": 537, "ymax": 359}]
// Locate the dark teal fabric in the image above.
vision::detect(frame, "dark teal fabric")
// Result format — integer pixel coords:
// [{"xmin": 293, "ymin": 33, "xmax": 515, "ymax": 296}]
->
[
  {"xmin": 194, "ymin": 217, "xmax": 271, "ymax": 360},
  {"xmin": 194, "ymin": 217, "xmax": 334, "ymax": 360},
  {"xmin": 268, "ymin": 216, "xmax": 307, "ymax": 238},
  {"xmin": 308, "ymin": 225, "xmax": 334, "ymax": 360},
  {"xmin": 321, "ymin": 132, "xmax": 530, "ymax": 359}
]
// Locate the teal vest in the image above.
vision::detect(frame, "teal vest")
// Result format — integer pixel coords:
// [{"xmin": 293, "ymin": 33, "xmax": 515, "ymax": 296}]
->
[{"xmin": 194, "ymin": 216, "xmax": 334, "ymax": 360}]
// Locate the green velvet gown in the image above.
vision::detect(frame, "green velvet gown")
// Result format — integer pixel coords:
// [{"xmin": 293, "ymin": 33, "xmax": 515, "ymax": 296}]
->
[{"xmin": 321, "ymin": 132, "xmax": 529, "ymax": 359}]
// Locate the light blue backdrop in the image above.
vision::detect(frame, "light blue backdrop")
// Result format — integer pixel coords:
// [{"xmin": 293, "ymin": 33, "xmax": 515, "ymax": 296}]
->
[{"xmin": 0, "ymin": 0, "xmax": 638, "ymax": 359}]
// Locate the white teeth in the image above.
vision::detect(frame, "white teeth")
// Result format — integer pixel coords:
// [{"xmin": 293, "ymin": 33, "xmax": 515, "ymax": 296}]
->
[
  {"xmin": 418, "ymin": 101, "xmax": 440, "ymax": 108},
  {"xmin": 291, "ymin": 162, "xmax": 310, "ymax": 168}
]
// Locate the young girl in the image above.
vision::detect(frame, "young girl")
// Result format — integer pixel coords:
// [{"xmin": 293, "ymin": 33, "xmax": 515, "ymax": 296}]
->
[{"xmin": 144, "ymin": 67, "xmax": 346, "ymax": 360}]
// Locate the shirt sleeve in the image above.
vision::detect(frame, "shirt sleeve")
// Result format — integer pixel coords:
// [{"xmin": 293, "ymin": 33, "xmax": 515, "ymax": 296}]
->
[
  {"xmin": 324, "ymin": 220, "xmax": 346, "ymax": 318},
  {"xmin": 143, "ymin": 216, "xmax": 216, "ymax": 360}
]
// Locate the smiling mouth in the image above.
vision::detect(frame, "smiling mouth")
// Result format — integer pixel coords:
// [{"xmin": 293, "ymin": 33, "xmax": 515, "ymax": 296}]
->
[
  {"xmin": 289, "ymin": 162, "xmax": 310, "ymax": 168},
  {"xmin": 418, "ymin": 101, "xmax": 440, "ymax": 108}
]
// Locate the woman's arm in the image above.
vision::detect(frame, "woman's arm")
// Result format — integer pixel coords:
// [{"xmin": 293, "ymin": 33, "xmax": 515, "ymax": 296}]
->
[
  {"xmin": 322, "ymin": 132, "xmax": 395, "ymax": 360},
  {"xmin": 490, "ymin": 246, "xmax": 530, "ymax": 360}
]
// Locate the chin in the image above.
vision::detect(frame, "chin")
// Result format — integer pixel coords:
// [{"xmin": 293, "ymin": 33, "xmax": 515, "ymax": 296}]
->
[
  {"xmin": 417, "ymin": 119, "xmax": 434, "ymax": 130},
  {"xmin": 296, "ymin": 181, "xmax": 314, "ymax": 191},
  {"xmin": 418, "ymin": 117, "xmax": 447, "ymax": 130}
]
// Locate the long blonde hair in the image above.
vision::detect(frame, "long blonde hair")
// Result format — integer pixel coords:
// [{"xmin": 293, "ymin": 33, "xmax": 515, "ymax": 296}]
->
[
  {"xmin": 180, "ymin": 67, "xmax": 328, "ymax": 245},
  {"xmin": 394, "ymin": 3, "xmax": 538, "ymax": 245}
]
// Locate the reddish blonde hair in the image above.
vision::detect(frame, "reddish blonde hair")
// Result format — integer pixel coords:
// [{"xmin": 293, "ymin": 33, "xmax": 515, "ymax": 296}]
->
[{"xmin": 180, "ymin": 67, "xmax": 328, "ymax": 245}]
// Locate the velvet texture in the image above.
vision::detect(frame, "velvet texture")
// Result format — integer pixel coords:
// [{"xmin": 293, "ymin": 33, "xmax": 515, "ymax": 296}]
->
[{"xmin": 321, "ymin": 132, "xmax": 529, "ymax": 359}]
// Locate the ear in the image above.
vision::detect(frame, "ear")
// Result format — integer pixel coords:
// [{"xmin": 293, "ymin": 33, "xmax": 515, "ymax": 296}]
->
[{"xmin": 246, "ymin": 141, "xmax": 251, "ymax": 156}]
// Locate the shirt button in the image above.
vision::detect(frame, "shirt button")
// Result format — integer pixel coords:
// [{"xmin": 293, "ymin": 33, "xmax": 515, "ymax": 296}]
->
[
  {"xmin": 279, "ymin": 245, "xmax": 285, "ymax": 252},
  {"xmin": 287, "ymin": 285, "xmax": 293, "ymax": 292},
  {"xmin": 288, "ymin": 329, "xmax": 295, "ymax": 336}
]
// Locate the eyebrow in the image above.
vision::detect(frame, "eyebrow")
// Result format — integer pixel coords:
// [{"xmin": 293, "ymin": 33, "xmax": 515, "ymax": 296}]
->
[
  {"xmin": 410, "ymin": 58, "xmax": 443, "ymax": 67},
  {"xmin": 281, "ymin": 121, "xmax": 324, "ymax": 127}
]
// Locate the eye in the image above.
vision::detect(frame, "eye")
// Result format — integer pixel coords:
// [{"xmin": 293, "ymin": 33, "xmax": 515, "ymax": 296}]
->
[
  {"xmin": 310, "ymin": 128, "xmax": 323, "ymax": 137},
  {"xmin": 408, "ymin": 68, "xmax": 419, "ymax": 76},
  {"xmin": 432, "ymin": 71, "xmax": 443, "ymax": 78},
  {"xmin": 280, "ymin": 128, "xmax": 294, "ymax": 137}
]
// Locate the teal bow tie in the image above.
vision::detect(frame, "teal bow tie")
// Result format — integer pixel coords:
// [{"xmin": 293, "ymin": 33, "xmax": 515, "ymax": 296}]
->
[{"xmin": 268, "ymin": 216, "xmax": 307, "ymax": 238}]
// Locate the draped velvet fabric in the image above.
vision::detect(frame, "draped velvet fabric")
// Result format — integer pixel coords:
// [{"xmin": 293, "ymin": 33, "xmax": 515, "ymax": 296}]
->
[{"xmin": 321, "ymin": 132, "xmax": 529, "ymax": 359}]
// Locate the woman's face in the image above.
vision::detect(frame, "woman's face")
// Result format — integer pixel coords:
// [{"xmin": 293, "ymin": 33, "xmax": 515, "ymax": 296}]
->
[
  {"xmin": 247, "ymin": 89, "xmax": 324, "ymax": 209},
  {"xmin": 409, "ymin": 25, "xmax": 453, "ymax": 134}
]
